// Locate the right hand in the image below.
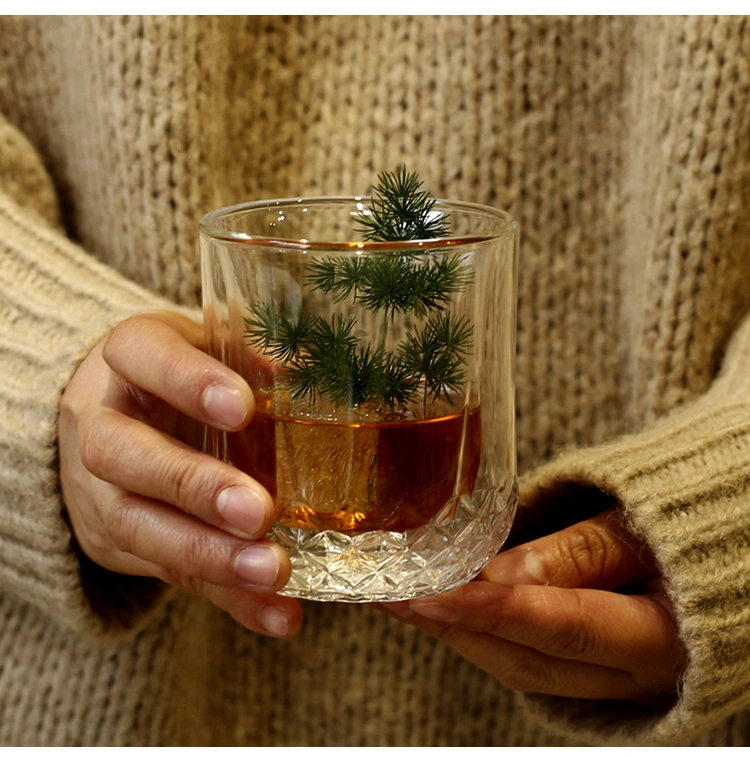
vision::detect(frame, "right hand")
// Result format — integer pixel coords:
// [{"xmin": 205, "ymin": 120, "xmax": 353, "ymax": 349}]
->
[{"xmin": 59, "ymin": 310, "xmax": 303, "ymax": 637}]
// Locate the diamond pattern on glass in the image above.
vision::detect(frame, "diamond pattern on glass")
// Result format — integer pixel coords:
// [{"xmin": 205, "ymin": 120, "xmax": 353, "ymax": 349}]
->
[{"xmin": 273, "ymin": 482, "xmax": 517, "ymax": 602}]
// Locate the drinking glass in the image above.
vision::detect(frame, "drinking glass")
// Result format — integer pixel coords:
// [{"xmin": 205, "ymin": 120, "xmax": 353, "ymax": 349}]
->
[{"xmin": 200, "ymin": 196, "xmax": 518, "ymax": 601}]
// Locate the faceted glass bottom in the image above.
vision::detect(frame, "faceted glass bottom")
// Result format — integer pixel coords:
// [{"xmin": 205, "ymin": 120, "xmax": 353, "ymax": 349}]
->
[{"xmin": 272, "ymin": 481, "xmax": 517, "ymax": 602}]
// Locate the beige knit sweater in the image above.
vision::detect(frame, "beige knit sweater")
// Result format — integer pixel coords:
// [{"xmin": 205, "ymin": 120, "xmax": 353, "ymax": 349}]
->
[{"xmin": 0, "ymin": 15, "xmax": 749, "ymax": 746}]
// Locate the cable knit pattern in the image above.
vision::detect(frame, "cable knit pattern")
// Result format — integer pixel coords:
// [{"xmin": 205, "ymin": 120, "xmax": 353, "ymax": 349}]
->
[{"xmin": 0, "ymin": 15, "xmax": 748, "ymax": 746}]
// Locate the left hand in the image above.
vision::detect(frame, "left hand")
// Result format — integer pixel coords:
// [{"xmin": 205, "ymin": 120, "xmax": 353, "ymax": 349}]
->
[{"xmin": 379, "ymin": 508, "xmax": 686, "ymax": 707}]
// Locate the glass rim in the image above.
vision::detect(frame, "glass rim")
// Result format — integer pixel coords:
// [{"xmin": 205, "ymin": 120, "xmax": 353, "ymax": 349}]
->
[{"xmin": 199, "ymin": 195, "xmax": 517, "ymax": 251}]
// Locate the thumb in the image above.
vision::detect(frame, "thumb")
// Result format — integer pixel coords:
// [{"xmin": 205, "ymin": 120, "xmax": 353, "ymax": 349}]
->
[{"xmin": 481, "ymin": 507, "xmax": 658, "ymax": 591}]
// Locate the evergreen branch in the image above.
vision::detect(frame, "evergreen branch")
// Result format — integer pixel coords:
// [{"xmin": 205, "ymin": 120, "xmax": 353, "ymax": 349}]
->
[
  {"xmin": 355, "ymin": 165, "xmax": 450, "ymax": 241},
  {"xmin": 407, "ymin": 254, "xmax": 474, "ymax": 316},
  {"xmin": 349, "ymin": 345, "xmax": 388, "ymax": 408},
  {"xmin": 399, "ymin": 313, "xmax": 474, "ymax": 403},
  {"xmin": 356, "ymin": 255, "xmax": 417, "ymax": 317},
  {"xmin": 286, "ymin": 339, "xmax": 424, "ymax": 411},
  {"xmin": 426, "ymin": 312, "xmax": 474, "ymax": 356},
  {"xmin": 377, "ymin": 356, "xmax": 422, "ymax": 409},
  {"xmin": 244, "ymin": 304, "xmax": 317, "ymax": 363},
  {"xmin": 307, "ymin": 257, "xmax": 368, "ymax": 303},
  {"xmin": 286, "ymin": 314, "xmax": 359, "ymax": 405},
  {"xmin": 285, "ymin": 359, "xmax": 323, "ymax": 403},
  {"xmin": 310, "ymin": 253, "xmax": 472, "ymax": 319},
  {"xmin": 244, "ymin": 168, "xmax": 475, "ymax": 411},
  {"xmin": 309, "ymin": 312, "xmax": 359, "ymax": 354}
]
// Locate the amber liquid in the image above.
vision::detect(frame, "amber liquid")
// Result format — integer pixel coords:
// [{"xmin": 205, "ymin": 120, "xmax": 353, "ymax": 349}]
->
[{"xmin": 228, "ymin": 394, "xmax": 481, "ymax": 534}]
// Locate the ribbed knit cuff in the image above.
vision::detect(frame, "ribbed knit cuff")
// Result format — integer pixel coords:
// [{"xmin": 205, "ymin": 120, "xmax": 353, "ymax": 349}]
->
[
  {"xmin": 516, "ymin": 373, "xmax": 750, "ymax": 744},
  {"xmin": 0, "ymin": 194, "xmax": 183, "ymax": 639}
]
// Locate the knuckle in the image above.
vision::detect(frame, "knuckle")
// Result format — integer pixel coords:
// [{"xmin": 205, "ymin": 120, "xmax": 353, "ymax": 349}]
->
[
  {"xmin": 103, "ymin": 315, "xmax": 144, "ymax": 362},
  {"xmin": 535, "ymin": 593, "xmax": 600, "ymax": 661},
  {"xmin": 78, "ymin": 410, "xmax": 122, "ymax": 479},
  {"xmin": 545, "ymin": 621, "xmax": 599, "ymax": 661},
  {"xmin": 59, "ymin": 383, "xmax": 78, "ymax": 421},
  {"xmin": 178, "ymin": 530, "xmax": 217, "ymax": 578},
  {"xmin": 556, "ymin": 522, "xmax": 618, "ymax": 586},
  {"xmin": 159, "ymin": 567, "xmax": 208, "ymax": 597},
  {"xmin": 157, "ymin": 348, "xmax": 207, "ymax": 398},
  {"xmin": 78, "ymin": 420, "xmax": 103, "ymax": 475},
  {"xmin": 167, "ymin": 451, "xmax": 220, "ymax": 516},
  {"xmin": 430, "ymin": 622, "xmax": 460, "ymax": 644},
  {"xmin": 105, "ymin": 316, "xmax": 207, "ymax": 394},
  {"xmin": 106, "ymin": 496, "xmax": 144, "ymax": 555},
  {"xmin": 501, "ymin": 650, "xmax": 557, "ymax": 694},
  {"xmin": 82, "ymin": 526, "xmax": 116, "ymax": 560}
]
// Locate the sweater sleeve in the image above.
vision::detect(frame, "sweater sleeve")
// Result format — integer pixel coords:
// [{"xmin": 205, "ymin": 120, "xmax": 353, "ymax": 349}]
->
[
  {"xmin": 515, "ymin": 311, "xmax": 750, "ymax": 744},
  {"xmin": 0, "ymin": 116, "xmax": 183, "ymax": 639}
]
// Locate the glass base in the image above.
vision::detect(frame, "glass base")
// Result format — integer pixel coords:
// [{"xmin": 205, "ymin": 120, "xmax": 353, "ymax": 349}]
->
[{"xmin": 272, "ymin": 481, "xmax": 518, "ymax": 602}]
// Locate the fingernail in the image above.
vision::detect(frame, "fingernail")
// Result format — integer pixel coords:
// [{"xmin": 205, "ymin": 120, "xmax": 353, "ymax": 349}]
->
[
  {"xmin": 203, "ymin": 384, "xmax": 248, "ymax": 429},
  {"xmin": 259, "ymin": 604, "xmax": 289, "ymax": 636},
  {"xmin": 379, "ymin": 600, "xmax": 413, "ymax": 618},
  {"xmin": 484, "ymin": 548, "xmax": 547, "ymax": 585},
  {"xmin": 235, "ymin": 544, "xmax": 280, "ymax": 588},
  {"xmin": 409, "ymin": 600, "xmax": 456, "ymax": 622},
  {"xmin": 217, "ymin": 486, "xmax": 268, "ymax": 537}
]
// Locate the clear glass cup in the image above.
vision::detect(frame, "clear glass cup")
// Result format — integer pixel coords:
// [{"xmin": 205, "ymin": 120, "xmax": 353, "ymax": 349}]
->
[{"xmin": 200, "ymin": 196, "xmax": 518, "ymax": 602}]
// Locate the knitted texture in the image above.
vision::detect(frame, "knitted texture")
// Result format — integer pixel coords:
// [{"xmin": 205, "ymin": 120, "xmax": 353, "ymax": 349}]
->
[
  {"xmin": 518, "ymin": 320, "xmax": 750, "ymax": 742},
  {"xmin": 0, "ymin": 14, "xmax": 748, "ymax": 746},
  {"xmin": 0, "ymin": 186, "xmax": 175, "ymax": 635}
]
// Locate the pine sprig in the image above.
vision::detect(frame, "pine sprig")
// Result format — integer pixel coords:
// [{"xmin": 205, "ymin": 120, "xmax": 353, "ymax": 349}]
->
[
  {"xmin": 286, "ymin": 314, "xmax": 360, "ymax": 405},
  {"xmin": 306, "ymin": 257, "xmax": 368, "ymax": 304},
  {"xmin": 399, "ymin": 313, "xmax": 474, "ymax": 403},
  {"xmin": 308, "ymin": 250, "xmax": 472, "ymax": 319},
  {"xmin": 355, "ymin": 165, "xmax": 450, "ymax": 241},
  {"xmin": 251, "ymin": 314, "xmax": 423, "ymax": 409},
  {"xmin": 245, "ymin": 167, "xmax": 474, "ymax": 411},
  {"xmin": 244, "ymin": 303, "xmax": 317, "ymax": 363}
]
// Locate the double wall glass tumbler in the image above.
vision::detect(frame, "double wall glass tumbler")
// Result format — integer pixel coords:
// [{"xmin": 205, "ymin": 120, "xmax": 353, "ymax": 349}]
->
[{"xmin": 200, "ymin": 197, "xmax": 518, "ymax": 601}]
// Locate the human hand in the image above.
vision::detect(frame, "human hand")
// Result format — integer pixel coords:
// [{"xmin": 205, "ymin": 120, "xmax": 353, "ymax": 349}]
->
[
  {"xmin": 59, "ymin": 310, "xmax": 302, "ymax": 637},
  {"xmin": 380, "ymin": 509, "xmax": 685, "ymax": 706}
]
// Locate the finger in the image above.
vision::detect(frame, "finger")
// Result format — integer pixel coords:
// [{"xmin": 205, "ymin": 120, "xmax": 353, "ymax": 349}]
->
[
  {"xmin": 482, "ymin": 508, "xmax": 657, "ymax": 591},
  {"xmin": 102, "ymin": 312, "xmax": 254, "ymax": 431},
  {"xmin": 200, "ymin": 584, "xmax": 304, "ymax": 638},
  {"xmin": 106, "ymin": 545, "xmax": 303, "ymax": 638},
  {"xmin": 381, "ymin": 602, "xmax": 668, "ymax": 703},
  {"xmin": 79, "ymin": 407, "xmax": 274, "ymax": 539},
  {"xmin": 407, "ymin": 580, "xmax": 683, "ymax": 673},
  {"xmin": 99, "ymin": 490, "xmax": 290, "ymax": 594}
]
